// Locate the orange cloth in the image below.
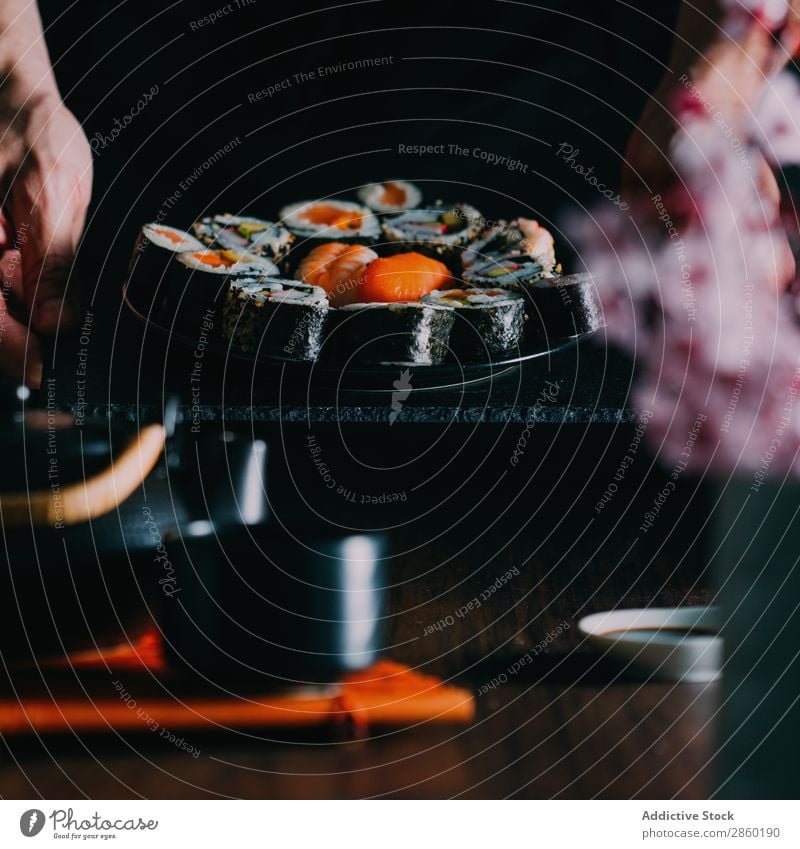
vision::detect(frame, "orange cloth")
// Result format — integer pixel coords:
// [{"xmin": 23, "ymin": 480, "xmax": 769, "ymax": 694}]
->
[{"xmin": 1, "ymin": 632, "xmax": 474, "ymax": 735}]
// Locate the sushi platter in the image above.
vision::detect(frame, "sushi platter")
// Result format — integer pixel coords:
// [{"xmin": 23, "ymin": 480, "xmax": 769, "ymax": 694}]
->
[{"xmin": 123, "ymin": 181, "xmax": 602, "ymax": 390}]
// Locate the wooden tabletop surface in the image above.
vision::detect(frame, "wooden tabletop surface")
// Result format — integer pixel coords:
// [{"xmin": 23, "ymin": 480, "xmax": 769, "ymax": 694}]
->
[{"xmin": 0, "ymin": 420, "xmax": 718, "ymax": 799}]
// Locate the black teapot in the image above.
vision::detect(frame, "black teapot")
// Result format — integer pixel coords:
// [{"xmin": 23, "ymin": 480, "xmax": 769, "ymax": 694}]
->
[{"xmin": 0, "ymin": 382, "xmax": 387, "ymax": 683}]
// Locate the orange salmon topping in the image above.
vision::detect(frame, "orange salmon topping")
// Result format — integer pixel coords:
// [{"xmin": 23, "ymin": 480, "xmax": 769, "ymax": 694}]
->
[
  {"xmin": 359, "ymin": 252, "xmax": 450, "ymax": 303},
  {"xmin": 155, "ymin": 227, "xmax": 184, "ymax": 245},
  {"xmin": 379, "ymin": 182, "xmax": 407, "ymax": 207},
  {"xmin": 297, "ymin": 242, "xmax": 378, "ymax": 307},
  {"xmin": 302, "ymin": 203, "xmax": 364, "ymax": 231},
  {"xmin": 191, "ymin": 251, "xmax": 236, "ymax": 268}
]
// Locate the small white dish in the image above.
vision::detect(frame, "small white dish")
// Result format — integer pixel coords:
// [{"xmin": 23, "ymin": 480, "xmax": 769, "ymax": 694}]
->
[{"xmin": 578, "ymin": 606, "xmax": 723, "ymax": 683}]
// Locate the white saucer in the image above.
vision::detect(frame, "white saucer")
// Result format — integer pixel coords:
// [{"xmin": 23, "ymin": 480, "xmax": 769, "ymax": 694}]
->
[{"xmin": 578, "ymin": 606, "xmax": 723, "ymax": 683}]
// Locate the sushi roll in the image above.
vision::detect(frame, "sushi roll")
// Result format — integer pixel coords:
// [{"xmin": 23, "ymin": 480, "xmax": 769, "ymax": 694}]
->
[
  {"xmin": 193, "ymin": 214, "xmax": 294, "ymax": 265},
  {"xmin": 462, "ymin": 218, "xmax": 557, "ymax": 274},
  {"xmin": 517, "ymin": 218, "xmax": 557, "ymax": 274},
  {"xmin": 382, "ymin": 203, "xmax": 482, "ymax": 268},
  {"xmin": 223, "ymin": 277, "xmax": 329, "ymax": 361},
  {"xmin": 279, "ymin": 200, "xmax": 380, "ymax": 245},
  {"xmin": 357, "ymin": 181, "xmax": 422, "ymax": 213},
  {"xmin": 524, "ymin": 273, "xmax": 603, "ymax": 344},
  {"xmin": 136, "ymin": 223, "xmax": 205, "ymax": 255},
  {"xmin": 127, "ymin": 223, "xmax": 206, "ymax": 313},
  {"xmin": 295, "ymin": 242, "xmax": 379, "ymax": 307},
  {"xmin": 460, "ymin": 221, "xmax": 515, "ymax": 267},
  {"xmin": 421, "ymin": 288, "xmax": 525, "ymax": 360},
  {"xmin": 167, "ymin": 249, "xmax": 280, "ymax": 331},
  {"xmin": 333, "ymin": 302, "xmax": 454, "ymax": 366},
  {"xmin": 462, "ymin": 252, "xmax": 549, "ymax": 289}
]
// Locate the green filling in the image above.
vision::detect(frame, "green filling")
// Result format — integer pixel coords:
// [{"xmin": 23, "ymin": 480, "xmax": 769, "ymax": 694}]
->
[
  {"xmin": 441, "ymin": 210, "xmax": 463, "ymax": 232},
  {"xmin": 237, "ymin": 222, "xmax": 267, "ymax": 238}
]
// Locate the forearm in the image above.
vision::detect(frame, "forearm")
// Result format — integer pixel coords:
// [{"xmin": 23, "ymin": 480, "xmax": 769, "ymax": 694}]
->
[
  {"xmin": 624, "ymin": 0, "xmax": 797, "ymax": 195},
  {"xmin": 662, "ymin": 0, "xmax": 785, "ymax": 117},
  {"xmin": 0, "ymin": 0, "xmax": 59, "ymax": 100}
]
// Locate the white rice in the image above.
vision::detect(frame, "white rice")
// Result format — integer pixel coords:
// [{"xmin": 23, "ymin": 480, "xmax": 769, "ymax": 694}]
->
[
  {"xmin": 141, "ymin": 223, "xmax": 204, "ymax": 252},
  {"xmin": 279, "ymin": 199, "xmax": 379, "ymax": 239}
]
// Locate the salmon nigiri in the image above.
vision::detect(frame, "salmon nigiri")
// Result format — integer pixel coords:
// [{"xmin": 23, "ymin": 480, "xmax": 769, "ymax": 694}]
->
[
  {"xmin": 296, "ymin": 242, "xmax": 378, "ymax": 307},
  {"xmin": 357, "ymin": 252, "xmax": 450, "ymax": 303}
]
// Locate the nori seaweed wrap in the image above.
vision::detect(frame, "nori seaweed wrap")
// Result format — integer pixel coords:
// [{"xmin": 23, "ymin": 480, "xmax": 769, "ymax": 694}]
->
[
  {"xmin": 223, "ymin": 277, "xmax": 329, "ymax": 361},
  {"xmin": 333, "ymin": 302, "xmax": 455, "ymax": 366},
  {"xmin": 421, "ymin": 288, "xmax": 525, "ymax": 360},
  {"xmin": 126, "ymin": 223, "xmax": 205, "ymax": 315},
  {"xmin": 524, "ymin": 273, "xmax": 603, "ymax": 344},
  {"xmin": 166, "ymin": 249, "xmax": 280, "ymax": 333}
]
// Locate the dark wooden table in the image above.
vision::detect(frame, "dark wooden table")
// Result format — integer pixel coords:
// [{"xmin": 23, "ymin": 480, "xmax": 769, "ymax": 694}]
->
[
  {"xmin": 0, "ymin": 276, "xmax": 721, "ymax": 799},
  {"xmin": 0, "ymin": 372, "xmax": 719, "ymax": 797}
]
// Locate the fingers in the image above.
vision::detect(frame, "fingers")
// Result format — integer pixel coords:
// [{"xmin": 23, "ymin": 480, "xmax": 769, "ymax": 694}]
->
[
  {"xmin": 0, "ymin": 251, "xmax": 42, "ymax": 387},
  {"xmin": 0, "ymin": 208, "xmax": 9, "ymax": 249},
  {"xmin": 10, "ymin": 165, "xmax": 88, "ymax": 335},
  {"xmin": 26, "ymin": 243, "xmax": 79, "ymax": 334}
]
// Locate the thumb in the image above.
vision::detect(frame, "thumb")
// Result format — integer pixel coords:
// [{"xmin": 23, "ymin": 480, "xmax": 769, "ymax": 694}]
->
[{"xmin": 16, "ymin": 195, "xmax": 81, "ymax": 335}]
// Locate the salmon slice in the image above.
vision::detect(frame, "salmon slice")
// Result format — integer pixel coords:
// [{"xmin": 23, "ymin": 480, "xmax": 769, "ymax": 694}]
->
[
  {"xmin": 155, "ymin": 227, "xmax": 185, "ymax": 245},
  {"xmin": 190, "ymin": 251, "xmax": 237, "ymax": 268},
  {"xmin": 379, "ymin": 182, "xmax": 407, "ymax": 208},
  {"xmin": 358, "ymin": 252, "xmax": 450, "ymax": 303},
  {"xmin": 296, "ymin": 242, "xmax": 378, "ymax": 307},
  {"xmin": 301, "ymin": 203, "xmax": 364, "ymax": 231}
]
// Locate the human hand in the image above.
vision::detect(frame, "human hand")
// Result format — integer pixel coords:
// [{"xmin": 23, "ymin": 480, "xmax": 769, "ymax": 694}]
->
[
  {"xmin": 0, "ymin": 88, "xmax": 92, "ymax": 385},
  {"xmin": 623, "ymin": 0, "xmax": 799, "ymax": 289}
]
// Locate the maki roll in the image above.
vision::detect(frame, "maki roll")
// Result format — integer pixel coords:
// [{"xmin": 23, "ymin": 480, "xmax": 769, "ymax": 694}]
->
[
  {"xmin": 463, "ymin": 252, "xmax": 549, "ymax": 289},
  {"xmin": 421, "ymin": 288, "xmax": 525, "ymax": 360},
  {"xmin": 462, "ymin": 217, "xmax": 557, "ymax": 274},
  {"xmin": 168, "ymin": 249, "xmax": 280, "ymax": 331},
  {"xmin": 334, "ymin": 302, "xmax": 454, "ymax": 366},
  {"xmin": 382, "ymin": 203, "xmax": 482, "ymax": 267},
  {"xmin": 279, "ymin": 200, "xmax": 380, "ymax": 245},
  {"xmin": 357, "ymin": 181, "xmax": 422, "ymax": 213},
  {"xmin": 460, "ymin": 220, "xmax": 515, "ymax": 267},
  {"xmin": 127, "ymin": 223, "xmax": 205, "ymax": 313},
  {"xmin": 193, "ymin": 214, "xmax": 293, "ymax": 265},
  {"xmin": 524, "ymin": 273, "xmax": 603, "ymax": 344},
  {"xmin": 223, "ymin": 277, "xmax": 329, "ymax": 361},
  {"xmin": 295, "ymin": 242, "xmax": 379, "ymax": 307},
  {"xmin": 518, "ymin": 218, "xmax": 557, "ymax": 274},
  {"xmin": 135, "ymin": 223, "xmax": 205, "ymax": 255}
]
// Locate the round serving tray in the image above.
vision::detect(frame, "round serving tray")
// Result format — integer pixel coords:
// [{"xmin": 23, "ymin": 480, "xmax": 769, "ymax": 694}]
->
[{"xmin": 123, "ymin": 282, "xmax": 582, "ymax": 392}]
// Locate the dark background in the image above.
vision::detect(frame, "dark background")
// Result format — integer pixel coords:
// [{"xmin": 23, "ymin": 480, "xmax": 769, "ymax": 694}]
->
[
  {"xmin": 2, "ymin": 3, "xmax": 760, "ymax": 801},
  {"xmin": 39, "ymin": 0, "xmax": 680, "ymax": 316}
]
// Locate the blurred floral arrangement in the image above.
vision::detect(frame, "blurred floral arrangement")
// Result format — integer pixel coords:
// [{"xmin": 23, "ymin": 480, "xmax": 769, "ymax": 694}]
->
[{"xmin": 574, "ymin": 0, "xmax": 800, "ymax": 485}]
